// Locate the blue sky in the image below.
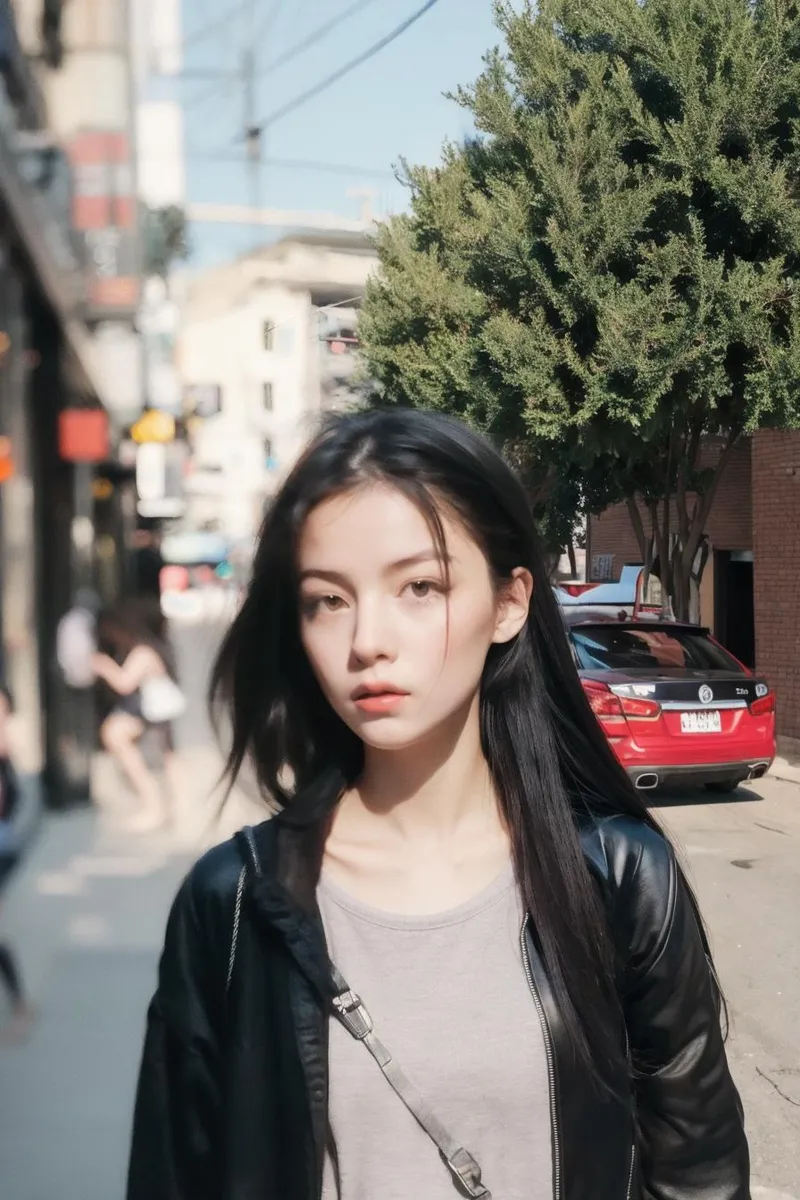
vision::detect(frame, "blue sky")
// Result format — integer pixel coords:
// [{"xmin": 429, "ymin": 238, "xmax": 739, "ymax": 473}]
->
[{"xmin": 169, "ymin": 0, "xmax": 505, "ymax": 268}]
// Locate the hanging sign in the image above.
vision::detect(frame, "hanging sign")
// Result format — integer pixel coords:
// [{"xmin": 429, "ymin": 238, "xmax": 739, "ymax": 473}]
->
[
  {"xmin": 59, "ymin": 409, "xmax": 110, "ymax": 463},
  {"xmin": 0, "ymin": 435, "xmax": 14, "ymax": 483}
]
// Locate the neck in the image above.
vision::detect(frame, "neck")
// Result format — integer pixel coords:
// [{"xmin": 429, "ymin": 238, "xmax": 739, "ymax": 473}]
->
[{"xmin": 353, "ymin": 695, "xmax": 501, "ymax": 842}]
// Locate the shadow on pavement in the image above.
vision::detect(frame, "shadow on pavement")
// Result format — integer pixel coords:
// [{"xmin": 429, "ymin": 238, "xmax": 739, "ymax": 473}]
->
[{"xmin": 651, "ymin": 783, "xmax": 764, "ymax": 809}]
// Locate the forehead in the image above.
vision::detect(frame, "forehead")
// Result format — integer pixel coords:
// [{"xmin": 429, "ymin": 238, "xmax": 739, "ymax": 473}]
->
[{"xmin": 297, "ymin": 483, "xmax": 471, "ymax": 568}]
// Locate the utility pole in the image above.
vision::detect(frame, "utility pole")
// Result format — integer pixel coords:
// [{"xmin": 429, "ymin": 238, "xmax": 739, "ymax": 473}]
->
[{"xmin": 243, "ymin": 0, "xmax": 261, "ymax": 212}]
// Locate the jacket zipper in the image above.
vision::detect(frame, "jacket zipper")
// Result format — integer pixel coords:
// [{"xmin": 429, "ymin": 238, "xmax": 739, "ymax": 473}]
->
[
  {"xmin": 625, "ymin": 1141, "xmax": 637, "ymax": 1200},
  {"xmin": 521, "ymin": 919, "xmax": 636, "ymax": 1200},
  {"xmin": 520, "ymin": 916, "xmax": 562, "ymax": 1200},
  {"xmin": 623, "ymin": 1026, "xmax": 636, "ymax": 1200}
]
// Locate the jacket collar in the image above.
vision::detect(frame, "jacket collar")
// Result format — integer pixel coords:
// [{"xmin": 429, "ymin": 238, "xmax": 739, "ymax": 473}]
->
[{"xmin": 243, "ymin": 811, "xmax": 336, "ymax": 1002}]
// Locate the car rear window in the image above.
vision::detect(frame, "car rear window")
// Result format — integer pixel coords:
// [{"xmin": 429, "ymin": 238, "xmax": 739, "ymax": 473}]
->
[{"xmin": 570, "ymin": 625, "xmax": 742, "ymax": 672}]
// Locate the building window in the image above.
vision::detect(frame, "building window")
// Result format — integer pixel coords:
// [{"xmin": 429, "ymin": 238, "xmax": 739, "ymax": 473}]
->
[
  {"xmin": 263, "ymin": 321, "xmax": 275, "ymax": 351},
  {"xmin": 264, "ymin": 437, "xmax": 274, "ymax": 464},
  {"xmin": 262, "ymin": 381, "xmax": 273, "ymax": 411}
]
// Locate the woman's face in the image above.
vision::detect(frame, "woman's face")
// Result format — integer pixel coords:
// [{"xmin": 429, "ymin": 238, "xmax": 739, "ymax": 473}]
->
[{"xmin": 297, "ymin": 483, "xmax": 531, "ymax": 752}]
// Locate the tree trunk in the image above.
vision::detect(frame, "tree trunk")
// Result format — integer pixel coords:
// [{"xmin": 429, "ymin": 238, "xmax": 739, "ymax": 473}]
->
[
  {"xmin": 670, "ymin": 546, "xmax": 692, "ymax": 622},
  {"xmin": 667, "ymin": 435, "xmax": 739, "ymax": 622},
  {"xmin": 567, "ymin": 538, "xmax": 577, "ymax": 578},
  {"xmin": 625, "ymin": 497, "xmax": 648, "ymax": 562},
  {"xmin": 544, "ymin": 549, "xmax": 561, "ymax": 581}
]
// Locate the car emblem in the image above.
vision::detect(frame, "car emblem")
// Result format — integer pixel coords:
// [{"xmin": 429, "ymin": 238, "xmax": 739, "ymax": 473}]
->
[
  {"xmin": 698, "ymin": 685, "xmax": 714, "ymax": 705},
  {"xmin": 755, "ymin": 683, "xmax": 768, "ymax": 698}
]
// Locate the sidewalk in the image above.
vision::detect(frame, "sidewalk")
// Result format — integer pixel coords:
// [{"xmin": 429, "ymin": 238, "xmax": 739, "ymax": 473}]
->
[
  {"xmin": 770, "ymin": 754, "xmax": 800, "ymax": 787},
  {"xmin": 0, "ymin": 618, "xmax": 263, "ymax": 1200},
  {"xmin": 0, "ymin": 743, "xmax": 264, "ymax": 1200}
]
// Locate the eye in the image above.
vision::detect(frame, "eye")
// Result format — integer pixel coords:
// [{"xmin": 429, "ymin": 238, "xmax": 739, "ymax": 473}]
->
[
  {"xmin": 406, "ymin": 580, "xmax": 442, "ymax": 599},
  {"xmin": 302, "ymin": 593, "xmax": 346, "ymax": 617}
]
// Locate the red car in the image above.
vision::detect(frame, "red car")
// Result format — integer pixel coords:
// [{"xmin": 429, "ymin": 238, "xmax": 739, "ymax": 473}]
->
[{"xmin": 564, "ymin": 611, "xmax": 776, "ymax": 792}]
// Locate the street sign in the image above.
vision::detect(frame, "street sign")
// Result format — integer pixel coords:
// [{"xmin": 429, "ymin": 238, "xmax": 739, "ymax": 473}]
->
[
  {"xmin": 59, "ymin": 409, "xmax": 110, "ymax": 463},
  {"xmin": 0, "ymin": 435, "xmax": 14, "ymax": 483},
  {"xmin": 136, "ymin": 442, "xmax": 166, "ymax": 502}
]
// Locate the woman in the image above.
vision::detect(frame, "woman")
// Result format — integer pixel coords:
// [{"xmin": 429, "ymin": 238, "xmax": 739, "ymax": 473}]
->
[
  {"xmin": 128, "ymin": 409, "xmax": 748, "ymax": 1200},
  {"xmin": 92, "ymin": 600, "xmax": 182, "ymax": 832}
]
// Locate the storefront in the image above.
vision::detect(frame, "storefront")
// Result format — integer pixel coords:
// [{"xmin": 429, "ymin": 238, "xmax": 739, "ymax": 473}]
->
[{"xmin": 0, "ymin": 6, "xmax": 121, "ymax": 804}]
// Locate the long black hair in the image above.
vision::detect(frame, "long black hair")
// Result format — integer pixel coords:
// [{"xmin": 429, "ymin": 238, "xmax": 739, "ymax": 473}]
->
[
  {"xmin": 99, "ymin": 597, "xmax": 178, "ymax": 681},
  {"xmin": 210, "ymin": 407, "xmax": 711, "ymax": 1078}
]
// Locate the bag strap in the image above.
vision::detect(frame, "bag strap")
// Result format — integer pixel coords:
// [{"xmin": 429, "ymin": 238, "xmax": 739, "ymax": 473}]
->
[
  {"xmin": 231, "ymin": 827, "xmax": 491, "ymax": 1199},
  {"xmin": 330, "ymin": 966, "xmax": 491, "ymax": 1199},
  {"xmin": 226, "ymin": 827, "xmax": 262, "ymax": 995}
]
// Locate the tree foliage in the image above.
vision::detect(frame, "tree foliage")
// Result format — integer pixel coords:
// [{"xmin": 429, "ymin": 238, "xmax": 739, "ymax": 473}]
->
[
  {"xmin": 359, "ymin": 0, "xmax": 800, "ymax": 613},
  {"xmin": 141, "ymin": 204, "xmax": 190, "ymax": 278}
]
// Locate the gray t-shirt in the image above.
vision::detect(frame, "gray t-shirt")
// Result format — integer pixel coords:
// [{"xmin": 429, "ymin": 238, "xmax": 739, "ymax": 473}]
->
[{"xmin": 318, "ymin": 862, "xmax": 553, "ymax": 1200}]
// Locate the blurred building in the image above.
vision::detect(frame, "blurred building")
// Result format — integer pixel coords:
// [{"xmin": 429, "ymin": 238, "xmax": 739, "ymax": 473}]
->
[
  {"xmin": 131, "ymin": 0, "xmax": 185, "ymax": 423},
  {"xmin": 7, "ymin": 0, "xmax": 144, "ymax": 804},
  {"xmin": 124, "ymin": 0, "xmax": 189, "ymax": 536},
  {"xmin": 179, "ymin": 231, "xmax": 378, "ymax": 541}
]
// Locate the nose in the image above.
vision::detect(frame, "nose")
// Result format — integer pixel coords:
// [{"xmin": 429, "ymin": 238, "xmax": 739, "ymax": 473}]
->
[{"xmin": 350, "ymin": 598, "xmax": 396, "ymax": 667}]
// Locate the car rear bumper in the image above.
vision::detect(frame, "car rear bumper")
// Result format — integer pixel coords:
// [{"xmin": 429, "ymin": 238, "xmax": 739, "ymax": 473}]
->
[{"xmin": 626, "ymin": 758, "xmax": 774, "ymax": 790}]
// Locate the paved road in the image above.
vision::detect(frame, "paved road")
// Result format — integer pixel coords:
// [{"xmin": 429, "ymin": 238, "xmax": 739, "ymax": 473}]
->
[
  {"xmin": 653, "ymin": 780, "xmax": 800, "ymax": 1197},
  {"xmin": 0, "ymin": 617, "xmax": 798, "ymax": 1199}
]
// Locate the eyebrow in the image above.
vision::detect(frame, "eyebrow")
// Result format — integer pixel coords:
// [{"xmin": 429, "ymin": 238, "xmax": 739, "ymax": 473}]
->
[{"xmin": 299, "ymin": 550, "xmax": 450, "ymax": 586}]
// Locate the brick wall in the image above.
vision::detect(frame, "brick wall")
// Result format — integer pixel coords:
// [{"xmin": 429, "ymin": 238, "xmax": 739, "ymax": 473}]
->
[
  {"xmin": 752, "ymin": 430, "xmax": 800, "ymax": 741},
  {"xmin": 588, "ymin": 438, "xmax": 753, "ymax": 580}
]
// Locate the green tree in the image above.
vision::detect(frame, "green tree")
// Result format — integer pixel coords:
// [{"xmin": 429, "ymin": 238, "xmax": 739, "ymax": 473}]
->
[
  {"xmin": 141, "ymin": 204, "xmax": 190, "ymax": 278},
  {"xmin": 359, "ymin": 0, "xmax": 800, "ymax": 617}
]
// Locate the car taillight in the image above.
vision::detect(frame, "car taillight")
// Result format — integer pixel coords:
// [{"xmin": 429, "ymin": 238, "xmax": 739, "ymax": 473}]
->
[
  {"xmin": 582, "ymin": 679, "xmax": 624, "ymax": 718},
  {"xmin": 749, "ymin": 692, "xmax": 776, "ymax": 717},
  {"xmin": 582, "ymin": 680, "xmax": 661, "ymax": 720},
  {"xmin": 619, "ymin": 695, "xmax": 662, "ymax": 719}
]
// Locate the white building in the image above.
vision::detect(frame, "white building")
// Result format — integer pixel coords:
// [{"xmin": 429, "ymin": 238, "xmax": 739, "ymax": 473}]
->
[
  {"xmin": 131, "ymin": 0, "xmax": 186, "ymax": 422},
  {"xmin": 178, "ymin": 231, "xmax": 378, "ymax": 540}
]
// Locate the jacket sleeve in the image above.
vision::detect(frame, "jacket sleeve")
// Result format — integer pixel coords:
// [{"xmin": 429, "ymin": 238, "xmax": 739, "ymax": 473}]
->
[
  {"xmin": 621, "ymin": 830, "xmax": 750, "ymax": 1200},
  {"xmin": 126, "ymin": 862, "xmax": 230, "ymax": 1200}
]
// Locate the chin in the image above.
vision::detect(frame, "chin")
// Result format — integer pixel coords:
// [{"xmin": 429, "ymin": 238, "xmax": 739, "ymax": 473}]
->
[{"xmin": 353, "ymin": 720, "xmax": 426, "ymax": 752}]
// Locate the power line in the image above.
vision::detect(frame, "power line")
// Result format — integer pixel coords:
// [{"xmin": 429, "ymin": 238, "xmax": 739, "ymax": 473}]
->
[
  {"xmin": 151, "ymin": 0, "xmax": 375, "ymax": 83},
  {"xmin": 182, "ymin": 0, "xmax": 253, "ymax": 53},
  {"xmin": 143, "ymin": 146, "xmax": 396, "ymax": 178},
  {"xmin": 182, "ymin": 74, "xmax": 240, "ymax": 114},
  {"xmin": 250, "ymin": 0, "xmax": 443, "ymax": 135},
  {"xmin": 261, "ymin": 0, "xmax": 288, "ymax": 34},
  {"xmin": 262, "ymin": 155, "xmax": 395, "ymax": 179},
  {"xmin": 264, "ymin": 0, "xmax": 384, "ymax": 74}
]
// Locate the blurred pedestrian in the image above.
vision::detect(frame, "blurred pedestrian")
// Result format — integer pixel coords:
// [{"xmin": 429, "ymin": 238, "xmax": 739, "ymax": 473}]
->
[
  {"xmin": 92, "ymin": 600, "xmax": 185, "ymax": 833},
  {"xmin": 131, "ymin": 528, "xmax": 164, "ymax": 601},
  {"xmin": 0, "ymin": 685, "xmax": 33, "ymax": 1041},
  {"xmin": 128, "ymin": 410, "xmax": 748, "ymax": 1200}
]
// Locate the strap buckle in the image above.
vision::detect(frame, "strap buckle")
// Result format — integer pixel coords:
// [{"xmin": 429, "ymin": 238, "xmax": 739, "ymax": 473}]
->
[
  {"xmin": 446, "ymin": 1148, "xmax": 491, "ymax": 1199},
  {"xmin": 332, "ymin": 989, "xmax": 373, "ymax": 1040}
]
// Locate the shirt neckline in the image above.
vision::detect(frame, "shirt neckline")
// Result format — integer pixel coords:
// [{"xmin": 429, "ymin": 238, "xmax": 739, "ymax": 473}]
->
[{"xmin": 317, "ymin": 859, "xmax": 517, "ymax": 930}]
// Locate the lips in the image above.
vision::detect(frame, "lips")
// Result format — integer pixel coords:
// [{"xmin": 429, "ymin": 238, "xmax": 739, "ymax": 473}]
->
[
  {"xmin": 351, "ymin": 682, "xmax": 408, "ymax": 701},
  {"xmin": 351, "ymin": 683, "xmax": 409, "ymax": 714}
]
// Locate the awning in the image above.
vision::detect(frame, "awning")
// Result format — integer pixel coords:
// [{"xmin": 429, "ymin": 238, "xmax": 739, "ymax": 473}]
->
[{"xmin": 0, "ymin": 95, "xmax": 113, "ymax": 409}]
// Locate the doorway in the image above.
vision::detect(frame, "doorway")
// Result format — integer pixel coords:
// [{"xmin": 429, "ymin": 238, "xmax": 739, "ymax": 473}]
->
[{"xmin": 714, "ymin": 551, "xmax": 755, "ymax": 668}]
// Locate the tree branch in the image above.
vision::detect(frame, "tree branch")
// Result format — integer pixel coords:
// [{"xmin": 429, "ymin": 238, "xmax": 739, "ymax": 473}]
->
[
  {"xmin": 626, "ymin": 496, "xmax": 648, "ymax": 560},
  {"xmin": 528, "ymin": 462, "xmax": 559, "ymax": 509},
  {"xmin": 649, "ymin": 498, "xmax": 669, "ymax": 589},
  {"xmin": 683, "ymin": 433, "xmax": 740, "ymax": 569}
]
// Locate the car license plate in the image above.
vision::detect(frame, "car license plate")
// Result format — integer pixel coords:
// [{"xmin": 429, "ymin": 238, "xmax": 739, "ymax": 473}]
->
[{"xmin": 680, "ymin": 711, "xmax": 722, "ymax": 733}]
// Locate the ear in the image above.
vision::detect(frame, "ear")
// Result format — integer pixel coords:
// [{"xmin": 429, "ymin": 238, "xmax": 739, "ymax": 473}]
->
[{"xmin": 492, "ymin": 568, "xmax": 534, "ymax": 645}]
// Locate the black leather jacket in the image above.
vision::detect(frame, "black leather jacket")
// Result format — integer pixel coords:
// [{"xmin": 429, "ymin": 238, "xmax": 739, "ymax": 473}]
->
[{"xmin": 127, "ymin": 813, "xmax": 749, "ymax": 1200}]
